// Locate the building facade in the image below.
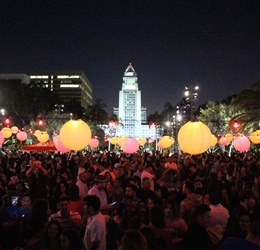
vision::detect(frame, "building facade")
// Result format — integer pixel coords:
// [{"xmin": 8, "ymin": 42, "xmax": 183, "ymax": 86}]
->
[
  {"xmin": 0, "ymin": 74, "xmax": 30, "ymax": 113},
  {"xmin": 113, "ymin": 64, "xmax": 156, "ymax": 139},
  {"xmin": 29, "ymin": 70, "xmax": 92, "ymax": 109}
]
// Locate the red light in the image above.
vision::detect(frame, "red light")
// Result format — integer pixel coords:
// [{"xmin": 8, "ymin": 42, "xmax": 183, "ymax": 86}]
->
[
  {"xmin": 150, "ymin": 122, "xmax": 156, "ymax": 128},
  {"xmin": 37, "ymin": 118, "xmax": 44, "ymax": 126},
  {"xmin": 3, "ymin": 117, "xmax": 12, "ymax": 126},
  {"xmin": 230, "ymin": 120, "xmax": 241, "ymax": 131},
  {"xmin": 233, "ymin": 122, "xmax": 239, "ymax": 129}
]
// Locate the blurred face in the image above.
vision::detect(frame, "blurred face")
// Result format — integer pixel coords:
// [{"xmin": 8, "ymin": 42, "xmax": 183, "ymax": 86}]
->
[
  {"xmin": 16, "ymin": 183, "xmax": 25, "ymax": 195},
  {"xmin": 33, "ymin": 167, "xmax": 39, "ymax": 175},
  {"xmin": 200, "ymin": 211, "xmax": 211, "ymax": 228},
  {"xmin": 248, "ymin": 197, "xmax": 256, "ymax": 208},
  {"xmin": 155, "ymin": 188, "xmax": 162, "ymax": 198},
  {"xmin": 239, "ymin": 215, "xmax": 251, "ymax": 231},
  {"xmin": 1, "ymin": 174, "xmax": 7, "ymax": 182},
  {"xmin": 117, "ymin": 167, "xmax": 124, "ymax": 177},
  {"xmin": 21, "ymin": 195, "xmax": 31, "ymax": 208},
  {"xmin": 194, "ymin": 181, "xmax": 203, "ymax": 190},
  {"xmin": 147, "ymin": 199, "xmax": 154, "ymax": 211},
  {"xmin": 79, "ymin": 173, "xmax": 87, "ymax": 183},
  {"xmin": 60, "ymin": 183, "xmax": 66, "ymax": 193},
  {"xmin": 164, "ymin": 204, "xmax": 173, "ymax": 217},
  {"xmin": 60, "ymin": 235, "xmax": 70, "ymax": 250},
  {"xmin": 138, "ymin": 163, "xmax": 144, "ymax": 171},
  {"xmin": 56, "ymin": 175, "xmax": 61, "ymax": 184},
  {"xmin": 143, "ymin": 179, "xmax": 151, "ymax": 190},
  {"xmin": 97, "ymin": 182, "xmax": 106, "ymax": 190},
  {"xmin": 59, "ymin": 200, "xmax": 70, "ymax": 216},
  {"xmin": 125, "ymin": 187, "xmax": 134, "ymax": 198},
  {"xmin": 221, "ymin": 189, "xmax": 228, "ymax": 198},
  {"xmin": 47, "ymin": 222, "xmax": 59, "ymax": 238},
  {"xmin": 204, "ymin": 194, "xmax": 210, "ymax": 206}
]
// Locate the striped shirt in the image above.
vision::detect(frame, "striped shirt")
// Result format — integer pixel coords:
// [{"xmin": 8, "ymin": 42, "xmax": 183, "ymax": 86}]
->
[{"xmin": 49, "ymin": 210, "xmax": 81, "ymax": 232}]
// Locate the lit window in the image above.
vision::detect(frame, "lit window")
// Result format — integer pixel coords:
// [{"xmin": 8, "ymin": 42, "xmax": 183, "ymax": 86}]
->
[
  {"xmin": 60, "ymin": 84, "xmax": 80, "ymax": 88},
  {"xmin": 30, "ymin": 75, "xmax": 49, "ymax": 79},
  {"xmin": 57, "ymin": 75, "xmax": 80, "ymax": 79}
]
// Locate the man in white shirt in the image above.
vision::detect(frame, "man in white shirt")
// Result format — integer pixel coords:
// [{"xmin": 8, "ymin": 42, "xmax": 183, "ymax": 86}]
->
[
  {"xmin": 207, "ymin": 189, "xmax": 230, "ymax": 247},
  {"xmin": 83, "ymin": 195, "xmax": 106, "ymax": 250}
]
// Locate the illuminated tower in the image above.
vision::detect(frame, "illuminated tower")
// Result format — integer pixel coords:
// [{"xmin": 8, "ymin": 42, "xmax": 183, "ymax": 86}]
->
[{"xmin": 113, "ymin": 63, "xmax": 146, "ymax": 137}]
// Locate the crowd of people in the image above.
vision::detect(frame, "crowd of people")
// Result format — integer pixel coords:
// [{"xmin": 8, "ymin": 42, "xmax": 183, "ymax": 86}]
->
[{"xmin": 0, "ymin": 149, "xmax": 260, "ymax": 250}]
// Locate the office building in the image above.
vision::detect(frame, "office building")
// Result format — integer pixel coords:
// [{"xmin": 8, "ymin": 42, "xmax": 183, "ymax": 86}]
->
[
  {"xmin": 29, "ymin": 70, "xmax": 92, "ymax": 109},
  {"xmin": 0, "ymin": 74, "xmax": 30, "ymax": 110}
]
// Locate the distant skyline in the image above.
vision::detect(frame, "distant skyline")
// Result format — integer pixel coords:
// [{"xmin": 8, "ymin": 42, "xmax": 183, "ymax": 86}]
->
[{"xmin": 1, "ymin": 0, "xmax": 260, "ymax": 115}]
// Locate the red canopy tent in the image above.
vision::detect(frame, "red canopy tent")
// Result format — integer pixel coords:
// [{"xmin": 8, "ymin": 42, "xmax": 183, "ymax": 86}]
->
[{"xmin": 21, "ymin": 140, "xmax": 57, "ymax": 151}]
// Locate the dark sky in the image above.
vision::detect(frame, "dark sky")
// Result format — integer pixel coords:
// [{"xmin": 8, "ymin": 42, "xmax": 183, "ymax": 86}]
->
[{"xmin": 1, "ymin": 0, "xmax": 260, "ymax": 115}]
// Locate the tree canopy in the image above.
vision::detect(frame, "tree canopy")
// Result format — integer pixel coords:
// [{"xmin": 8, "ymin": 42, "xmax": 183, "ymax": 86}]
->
[{"xmin": 231, "ymin": 81, "xmax": 260, "ymax": 131}]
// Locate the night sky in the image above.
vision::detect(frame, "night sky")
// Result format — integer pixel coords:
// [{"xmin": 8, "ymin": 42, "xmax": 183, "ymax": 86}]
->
[{"xmin": 1, "ymin": 0, "xmax": 260, "ymax": 115}]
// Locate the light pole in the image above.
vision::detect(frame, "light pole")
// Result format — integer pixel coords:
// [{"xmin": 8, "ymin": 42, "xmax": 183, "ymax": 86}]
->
[
  {"xmin": 55, "ymin": 104, "xmax": 64, "ymax": 115},
  {"xmin": 184, "ymin": 85, "xmax": 199, "ymax": 120},
  {"xmin": 0, "ymin": 109, "xmax": 5, "ymax": 116}
]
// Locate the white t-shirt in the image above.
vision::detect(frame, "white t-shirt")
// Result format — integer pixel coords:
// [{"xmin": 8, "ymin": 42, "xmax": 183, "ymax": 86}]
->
[{"xmin": 83, "ymin": 212, "xmax": 106, "ymax": 250}]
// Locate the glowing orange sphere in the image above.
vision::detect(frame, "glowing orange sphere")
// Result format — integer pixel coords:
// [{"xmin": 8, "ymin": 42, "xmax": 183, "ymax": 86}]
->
[
  {"xmin": 1, "ymin": 127, "xmax": 12, "ymax": 138},
  {"xmin": 60, "ymin": 119, "xmax": 91, "ymax": 151},
  {"xmin": 110, "ymin": 137, "xmax": 118, "ymax": 145},
  {"xmin": 219, "ymin": 136, "xmax": 229, "ymax": 146},
  {"xmin": 118, "ymin": 136, "xmax": 127, "ymax": 147},
  {"xmin": 249, "ymin": 130, "xmax": 260, "ymax": 144},
  {"xmin": 210, "ymin": 134, "xmax": 218, "ymax": 147},
  {"xmin": 161, "ymin": 136, "xmax": 174, "ymax": 149},
  {"xmin": 138, "ymin": 137, "xmax": 146, "ymax": 146},
  {"xmin": 178, "ymin": 121, "xmax": 211, "ymax": 155},
  {"xmin": 11, "ymin": 126, "xmax": 19, "ymax": 134},
  {"xmin": 38, "ymin": 131, "xmax": 49, "ymax": 143}
]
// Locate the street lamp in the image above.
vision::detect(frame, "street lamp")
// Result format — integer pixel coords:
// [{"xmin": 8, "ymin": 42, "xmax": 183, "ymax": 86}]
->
[
  {"xmin": 184, "ymin": 85, "xmax": 199, "ymax": 120},
  {"xmin": 0, "ymin": 109, "xmax": 5, "ymax": 116},
  {"xmin": 55, "ymin": 104, "xmax": 64, "ymax": 115}
]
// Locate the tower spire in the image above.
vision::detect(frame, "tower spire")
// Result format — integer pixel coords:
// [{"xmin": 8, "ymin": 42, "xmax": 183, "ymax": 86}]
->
[{"xmin": 124, "ymin": 63, "xmax": 136, "ymax": 76}]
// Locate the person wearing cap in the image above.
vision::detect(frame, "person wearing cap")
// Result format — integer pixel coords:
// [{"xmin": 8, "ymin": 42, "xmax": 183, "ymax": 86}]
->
[
  {"xmin": 76, "ymin": 167, "xmax": 88, "ymax": 198},
  {"xmin": 87, "ymin": 174, "xmax": 112, "ymax": 215}
]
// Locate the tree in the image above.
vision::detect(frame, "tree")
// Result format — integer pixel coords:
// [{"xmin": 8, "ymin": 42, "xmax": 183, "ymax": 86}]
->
[
  {"xmin": 160, "ymin": 102, "xmax": 175, "ymax": 122},
  {"xmin": 2, "ymin": 83, "xmax": 61, "ymax": 128},
  {"xmin": 147, "ymin": 111, "xmax": 163, "ymax": 126},
  {"xmin": 85, "ymin": 98, "xmax": 108, "ymax": 125},
  {"xmin": 197, "ymin": 97, "xmax": 240, "ymax": 135},
  {"xmin": 67, "ymin": 98, "xmax": 85, "ymax": 119},
  {"xmin": 231, "ymin": 81, "xmax": 260, "ymax": 131}
]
